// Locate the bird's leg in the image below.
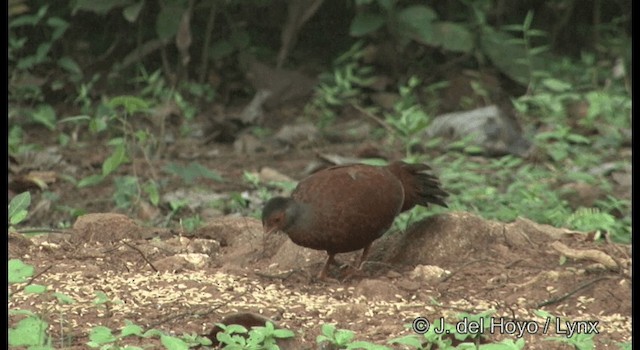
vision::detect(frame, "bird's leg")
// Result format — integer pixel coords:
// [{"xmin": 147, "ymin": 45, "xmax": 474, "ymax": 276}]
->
[
  {"xmin": 341, "ymin": 244, "xmax": 373, "ymax": 281},
  {"xmin": 318, "ymin": 254, "xmax": 337, "ymax": 281},
  {"xmin": 355, "ymin": 243, "xmax": 372, "ymax": 269}
]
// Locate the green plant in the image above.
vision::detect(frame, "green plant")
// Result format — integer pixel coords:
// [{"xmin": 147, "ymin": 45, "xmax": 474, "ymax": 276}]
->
[
  {"xmin": 215, "ymin": 321, "xmax": 295, "ymax": 350},
  {"xmin": 9, "ymin": 4, "xmax": 81, "ymax": 104},
  {"xmin": 564, "ymin": 207, "xmax": 617, "ymax": 233},
  {"xmin": 9, "ymin": 258, "xmax": 78, "ymax": 349},
  {"xmin": 316, "ymin": 323, "xmax": 391, "ymax": 350},
  {"xmin": 349, "ymin": 1, "xmax": 472, "ymax": 53},
  {"xmin": 76, "ymin": 95, "xmax": 153, "ymax": 188},
  {"xmin": 383, "ymin": 76, "xmax": 434, "ymax": 157},
  {"xmin": 164, "ymin": 162, "xmax": 225, "ymax": 185},
  {"xmin": 180, "ymin": 215, "xmax": 203, "ymax": 233},
  {"xmin": 85, "ymin": 320, "xmax": 213, "ymax": 349},
  {"xmin": 501, "ymin": 11, "xmax": 549, "ymax": 93},
  {"xmin": 305, "ymin": 41, "xmax": 376, "ymax": 125},
  {"xmin": 9, "ymin": 191, "xmax": 31, "ymax": 230},
  {"xmin": 615, "ymin": 341, "xmax": 631, "ymax": 350}
]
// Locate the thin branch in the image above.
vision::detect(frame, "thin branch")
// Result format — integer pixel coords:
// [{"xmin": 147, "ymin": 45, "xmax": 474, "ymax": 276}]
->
[
  {"xmin": 123, "ymin": 242, "xmax": 158, "ymax": 272},
  {"xmin": 536, "ymin": 276, "xmax": 612, "ymax": 308},
  {"xmin": 13, "ymin": 265, "xmax": 53, "ymax": 294}
]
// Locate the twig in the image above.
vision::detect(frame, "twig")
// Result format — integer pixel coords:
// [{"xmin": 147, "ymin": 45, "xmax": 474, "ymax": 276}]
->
[
  {"xmin": 198, "ymin": 2, "xmax": 218, "ymax": 83},
  {"xmin": 536, "ymin": 276, "xmax": 612, "ymax": 308},
  {"xmin": 351, "ymin": 103, "xmax": 396, "ymax": 135},
  {"xmin": 123, "ymin": 242, "xmax": 158, "ymax": 272},
  {"xmin": 15, "ymin": 228, "xmax": 72, "ymax": 234},
  {"xmin": 13, "ymin": 265, "xmax": 53, "ymax": 294}
]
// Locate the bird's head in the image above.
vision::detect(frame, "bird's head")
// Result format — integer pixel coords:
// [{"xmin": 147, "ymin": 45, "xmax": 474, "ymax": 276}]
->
[{"xmin": 261, "ymin": 197, "xmax": 297, "ymax": 235}]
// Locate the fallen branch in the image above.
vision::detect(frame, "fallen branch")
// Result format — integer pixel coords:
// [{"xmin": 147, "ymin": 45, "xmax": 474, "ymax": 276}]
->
[
  {"xmin": 12, "ymin": 265, "xmax": 53, "ymax": 294},
  {"xmin": 123, "ymin": 242, "xmax": 158, "ymax": 273},
  {"xmin": 550, "ymin": 241, "xmax": 619, "ymax": 270},
  {"xmin": 536, "ymin": 276, "xmax": 612, "ymax": 308}
]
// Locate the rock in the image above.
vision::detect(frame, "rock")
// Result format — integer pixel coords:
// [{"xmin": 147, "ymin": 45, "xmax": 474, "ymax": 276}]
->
[
  {"xmin": 354, "ymin": 278, "xmax": 400, "ymax": 300},
  {"xmin": 424, "ymin": 105, "xmax": 532, "ymax": 157},
  {"xmin": 409, "ymin": 265, "xmax": 450, "ymax": 282},
  {"xmin": 72, "ymin": 213, "xmax": 143, "ymax": 243},
  {"xmin": 234, "ymin": 133, "xmax": 265, "ymax": 154},
  {"xmin": 187, "ymin": 238, "xmax": 220, "ymax": 255},
  {"xmin": 153, "ymin": 253, "xmax": 209, "ymax": 272},
  {"xmin": 274, "ymin": 122, "xmax": 318, "ymax": 145}
]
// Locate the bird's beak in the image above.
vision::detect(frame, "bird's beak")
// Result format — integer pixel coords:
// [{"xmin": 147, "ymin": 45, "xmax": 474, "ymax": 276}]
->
[{"xmin": 264, "ymin": 225, "xmax": 278, "ymax": 235}]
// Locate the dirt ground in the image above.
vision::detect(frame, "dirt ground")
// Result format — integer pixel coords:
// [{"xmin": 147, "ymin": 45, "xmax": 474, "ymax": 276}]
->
[{"xmin": 8, "ymin": 114, "xmax": 632, "ymax": 349}]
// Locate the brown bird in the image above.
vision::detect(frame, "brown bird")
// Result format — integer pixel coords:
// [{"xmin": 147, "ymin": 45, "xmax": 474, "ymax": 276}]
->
[{"xmin": 262, "ymin": 161, "xmax": 448, "ymax": 280}]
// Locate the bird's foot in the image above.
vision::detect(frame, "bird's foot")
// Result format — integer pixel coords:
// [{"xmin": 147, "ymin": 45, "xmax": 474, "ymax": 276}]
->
[{"xmin": 339, "ymin": 264, "xmax": 367, "ymax": 282}]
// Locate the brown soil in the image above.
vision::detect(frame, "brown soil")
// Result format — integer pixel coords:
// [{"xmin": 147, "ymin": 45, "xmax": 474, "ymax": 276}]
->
[
  {"xmin": 9, "ymin": 207, "xmax": 631, "ymax": 349},
  {"xmin": 8, "ymin": 116, "xmax": 631, "ymax": 349}
]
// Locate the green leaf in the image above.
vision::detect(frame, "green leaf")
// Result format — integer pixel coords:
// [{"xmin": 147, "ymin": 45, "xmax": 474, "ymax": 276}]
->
[
  {"xmin": 144, "ymin": 181, "xmax": 160, "ymax": 206},
  {"xmin": 142, "ymin": 329, "xmax": 165, "ymax": 338},
  {"xmin": 24, "ymin": 284, "xmax": 47, "ymax": 294},
  {"xmin": 107, "ymin": 95, "xmax": 150, "ymax": 114},
  {"xmin": 89, "ymin": 117, "xmax": 108, "ymax": 133},
  {"xmin": 523, "ymin": 10, "xmax": 534, "ymax": 31},
  {"xmin": 121, "ymin": 321, "xmax": 144, "ymax": 337},
  {"xmin": 8, "ymin": 259, "xmax": 35, "ymax": 283},
  {"xmin": 334, "ymin": 329, "xmax": 355, "ymax": 345},
  {"xmin": 163, "ymin": 162, "xmax": 224, "ymax": 184},
  {"xmin": 388, "ymin": 335, "xmax": 423, "ymax": 347},
  {"xmin": 9, "ymin": 309, "xmax": 36, "ymax": 317},
  {"xmin": 9, "ymin": 191, "xmax": 31, "ymax": 221},
  {"xmin": 35, "ymin": 42, "xmax": 52, "ymax": 61},
  {"xmin": 93, "ymin": 291, "xmax": 110, "ymax": 304},
  {"xmin": 53, "ymin": 292, "xmax": 76, "ymax": 304},
  {"xmin": 479, "ymin": 27, "xmax": 532, "ymax": 85},
  {"xmin": 321, "ymin": 323, "xmax": 336, "ymax": 338},
  {"xmin": 155, "ymin": 4, "xmax": 183, "ymax": 40},
  {"xmin": 10, "ymin": 210, "xmax": 28, "ymax": 226},
  {"xmin": 566, "ymin": 133, "xmax": 590, "ymax": 144},
  {"xmin": 31, "ymin": 105, "xmax": 57, "ymax": 130},
  {"xmin": 347, "ymin": 341, "xmax": 392, "ymax": 349},
  {"xmin": 88, "ymin": 326, "xmax": 117, "ymax": 345},
  {"xmin": 224, "ymin": 324, "xmax": 248, "ymax": 335},
  {"xmin": 123, "ymin": 1, "xmax": 144, "ymax": 22},
  {"xmin": 47, "ymin": 17, "xmax": 69, "ymax": 40},
  {"xmin": 272, "ymin": 329, "xmax": 295, "ymax": 338},
  {"xmin": 397, "ymin": 5, "xmax": 438, "ymax": 44},
  {"xmin": 102, "ymin": 144, "xmax": 128, "ymax": 177},
  {"xmin": 541, "ymin": 78, "xmax": 572, "ymax": 92},
  {"xmin": 349, "ymin": 12, "xmax": 386, "ymax": 36},
  {"xmin": 10, "ymin": 11, "xmax": 46, "ymax": 28},
  {"xmin": 432, "ymin": 22, "xmax": 473, "ymax": 53},
  {"xmin": 57, "ymin": 57, "xmax": 82, "ymax": 76},
  {"xmin": 8, "ymin": 316, "xmax": 48, "ymax": 346},
  {"xmin": 78, "ymin": 174, "xmax": 105, "ymax": 188}
]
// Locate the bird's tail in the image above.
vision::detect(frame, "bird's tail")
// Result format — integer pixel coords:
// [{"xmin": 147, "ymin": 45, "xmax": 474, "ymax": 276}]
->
[{"xmin": 387, "ymin": 161, "xmax": 449, "ymax": 212}]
